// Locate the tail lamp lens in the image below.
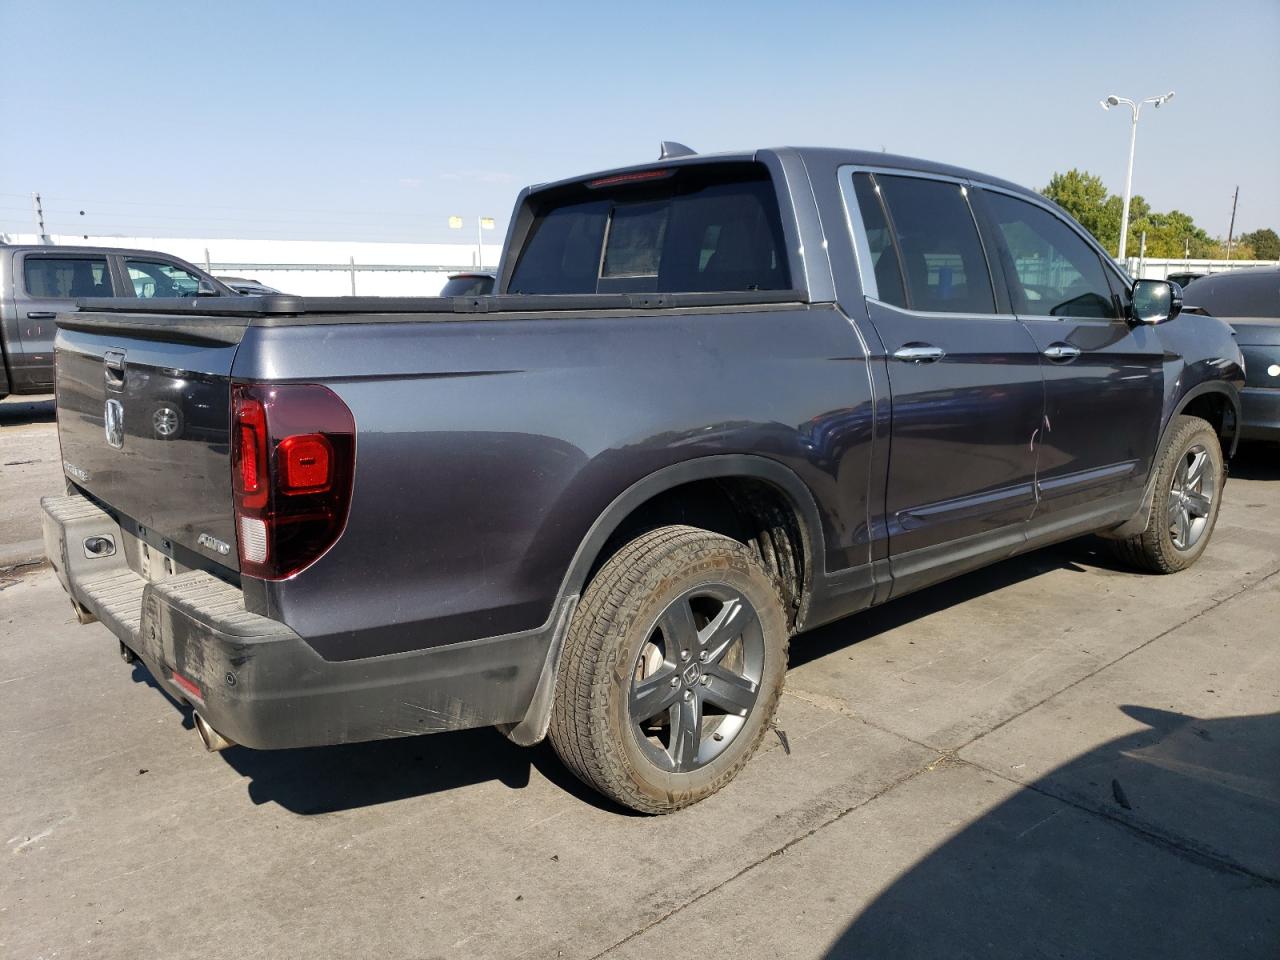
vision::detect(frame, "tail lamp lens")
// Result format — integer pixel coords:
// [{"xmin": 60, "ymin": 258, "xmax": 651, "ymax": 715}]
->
[{"xmin": 230, "ymin": 384, "xmax": 355, "ymax": 580}]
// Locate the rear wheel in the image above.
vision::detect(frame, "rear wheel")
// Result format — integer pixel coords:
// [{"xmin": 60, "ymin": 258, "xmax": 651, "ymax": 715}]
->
[
  {"xmin": 549, "ymin": 525, "xmax": 788, "ymax": 814},
  {"xmin": 1112, "ymin": 415, "xmax": 1223, "ymax": 573}
]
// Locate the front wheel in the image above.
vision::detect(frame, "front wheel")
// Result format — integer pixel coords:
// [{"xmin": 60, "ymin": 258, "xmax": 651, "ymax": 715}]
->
[
  {"xmin": 1113, "ymin": 415, "xmax": 1224, "ymax": 573},
  {"xmin": 549, "ymin": 525, "xmax": 789, "ymax": 814}
]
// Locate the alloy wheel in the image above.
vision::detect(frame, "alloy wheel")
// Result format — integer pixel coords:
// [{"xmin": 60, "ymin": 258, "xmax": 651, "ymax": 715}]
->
[
  {"xmin": 628, "ymin": 585, "xmax": 765, "ymax": 773},
  {"xmin": 1168, "ymin": 442, "xmax": 1215, "ymax": 551}
]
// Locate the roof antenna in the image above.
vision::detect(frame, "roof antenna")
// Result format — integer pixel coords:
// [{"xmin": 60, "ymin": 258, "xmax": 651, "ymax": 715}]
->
[{"xmin": 659, "ymin": 141, "xmax": 696, "ymax": 160}]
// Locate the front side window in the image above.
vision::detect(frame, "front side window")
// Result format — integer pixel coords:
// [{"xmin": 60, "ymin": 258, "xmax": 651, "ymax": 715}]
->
[
  {"xmin": 509, "ymin": 163, "xmax": 790, "ymax": 294},
  {"xmin": 126, "ymin": 259, "xmax": 203, "ymax": 298},
  {"xmin": 873, "ymin": 175, "xmax": 995, "ymax": 314},
  {"xmin": 23, "ymin": 257, "xmax": 110, "ymax": 298},
  {"xmin": 984, "ymin": 192, "xmax": 1117, "ymax": 319}
]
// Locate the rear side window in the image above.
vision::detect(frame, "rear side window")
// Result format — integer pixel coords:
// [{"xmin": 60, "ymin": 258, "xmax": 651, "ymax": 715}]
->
[
  {"xmin": 508, "ymin": 164, "xmax": 791, "ymax": 294},
  {"xmin": 851, "ymin": 174, "xmax": 907, "ymax": 308},
  {"xmin": 874, "ymin": 175, "xmax": 995, "ymax": 314},
  {"xmin": 984, "ymin": 191, "xmax": 1117, "ymax": 319},
  {"xmin": 23, "ymin": 257, "xmax": 111, "ymax": 298}
]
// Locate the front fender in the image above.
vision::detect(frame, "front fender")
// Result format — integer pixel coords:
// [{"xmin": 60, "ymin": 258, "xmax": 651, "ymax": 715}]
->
[{"xmin": 1101, "ymin": 379, "xmax": 1242, "ymax": 540}]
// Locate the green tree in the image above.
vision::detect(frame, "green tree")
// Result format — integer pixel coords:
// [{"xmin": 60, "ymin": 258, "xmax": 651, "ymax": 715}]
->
[
  {"xmin": 1129, "ymin": 209, "xmax": 1214, "ymax": 258},
  {"xmin": 1211, "ymin": 237, "xmax": 1257, "ymax": 260},
  {"xmin": 1101, "ymin": 193, "xmax": 1151, "ymax": 256},
  {"xmin": 1238, "ymin": 228, "xmax": 1280, "ymax": 260},
  {"xmin": 1041, "ymin": 170, "xmax": 1111, "ymax": 245}
]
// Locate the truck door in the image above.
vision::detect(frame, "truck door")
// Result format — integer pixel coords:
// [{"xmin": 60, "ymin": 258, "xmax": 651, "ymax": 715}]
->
[
  {"xmin": 974, "ymin": 189, "xmax": 1163, "ymax": 527},
  {"xmin": 843, "ymin": 170, "xmax": 1045, "ymax": 594},
  {"xmin": 12, "ymin": 252, "xmax": 114, "ymax": 392}
]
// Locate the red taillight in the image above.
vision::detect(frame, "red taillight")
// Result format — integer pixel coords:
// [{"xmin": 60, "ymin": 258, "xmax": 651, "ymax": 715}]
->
[
  {"xmin": 231, "ymin": 384, "xmax": 356, "ymax": 580},
  {"xmin": 277, "ymin": 434, "xmax": 332, "ymax": 493},
  {"xmin": 234, "ymin": 396, "xmax": 268, "ymax": 509}
]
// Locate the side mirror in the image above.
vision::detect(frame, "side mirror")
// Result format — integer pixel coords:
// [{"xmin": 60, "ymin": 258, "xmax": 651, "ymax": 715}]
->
[
  {"xmin": 1130, "ymin": 279, "xmax": 1182, "ymax": 325},
  {"xmin": 196, "ymin": 279, "xmax": 221, "ymax": 298}
]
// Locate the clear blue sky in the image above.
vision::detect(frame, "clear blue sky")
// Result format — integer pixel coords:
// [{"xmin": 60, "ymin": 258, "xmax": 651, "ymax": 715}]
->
[{"xmin": 2, "ymin": 0, "xmax": 1277, "ymax": 245}]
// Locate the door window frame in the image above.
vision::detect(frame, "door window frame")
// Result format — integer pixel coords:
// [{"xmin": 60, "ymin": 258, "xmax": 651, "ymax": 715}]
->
[{"xmin": 838, "ymin": 164, "xmax": 1011, "ymax": 320}]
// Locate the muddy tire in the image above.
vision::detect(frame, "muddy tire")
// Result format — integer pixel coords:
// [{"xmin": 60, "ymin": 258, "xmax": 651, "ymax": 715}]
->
[
  {"xmin": 1112, "ymin": 415, "xmax": 1224, "ymax": 573},
  {"xmin": 548, "ymin": 525, "xmax": 789, "ymax": 814}
]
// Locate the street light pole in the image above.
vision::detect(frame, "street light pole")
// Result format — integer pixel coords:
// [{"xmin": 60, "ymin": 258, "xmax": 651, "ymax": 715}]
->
[
  {"xmin": 1099, "ymin": 91, "xmax": 1174, "ymax": 263},
  {"xmin": 449, "ymin": 215, "xmax": 497, "ymax": 270}
]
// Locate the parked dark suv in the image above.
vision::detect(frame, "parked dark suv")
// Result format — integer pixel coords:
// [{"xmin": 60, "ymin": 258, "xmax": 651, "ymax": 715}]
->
[{"xmin": 1181, "ymin": 268, "xmax": 1280, "ymax": 442}]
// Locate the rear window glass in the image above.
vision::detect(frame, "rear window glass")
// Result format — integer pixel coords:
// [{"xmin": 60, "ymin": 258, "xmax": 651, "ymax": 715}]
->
[
  {"xmin": 24, "ymin": 257, "xmax": 110, "ymax": 298},
  {"xmin": 508, "ymin": 164, "xmax": 791, "ymax": 294},
  {"xmin": 1182, "ymin": 272, "xmax": 1279, "ymax": 318}
]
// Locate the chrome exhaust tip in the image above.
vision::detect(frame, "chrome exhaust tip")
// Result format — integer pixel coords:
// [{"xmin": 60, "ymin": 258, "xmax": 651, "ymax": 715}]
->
[{"xmin": 193, "ymin": 712, "xmax": 236, "ymax": 753}]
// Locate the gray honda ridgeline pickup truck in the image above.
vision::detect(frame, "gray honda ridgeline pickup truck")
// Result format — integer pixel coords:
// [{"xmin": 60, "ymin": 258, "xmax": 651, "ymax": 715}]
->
[{"xmin": 44, "ymin": 147, "xmax": 1244, "ymax": 813}]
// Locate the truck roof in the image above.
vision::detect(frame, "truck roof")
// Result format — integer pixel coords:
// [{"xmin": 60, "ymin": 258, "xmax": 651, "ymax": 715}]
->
[
  {"xmin": 0, "ymin": 243, "xmax": 206, "ymax": 258},
  {"xmin": 530, "ymin": 145, "xmax": 1033, "ymax": 200}
]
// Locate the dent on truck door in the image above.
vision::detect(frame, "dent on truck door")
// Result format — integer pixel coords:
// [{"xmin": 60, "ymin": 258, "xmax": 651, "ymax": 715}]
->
[
  {"xmin": 849, "ymin": 172, "xmax": 1045, "ymax": 592},
  {"xmin": 976, "ymin": 189, "xmax": 1163, "ymax": 523}
]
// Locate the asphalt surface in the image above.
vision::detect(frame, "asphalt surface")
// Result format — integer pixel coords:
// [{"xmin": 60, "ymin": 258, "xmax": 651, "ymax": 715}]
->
[{"xmin": 2, "ymin": 399, "xmax": 1277, "ymax": 959}]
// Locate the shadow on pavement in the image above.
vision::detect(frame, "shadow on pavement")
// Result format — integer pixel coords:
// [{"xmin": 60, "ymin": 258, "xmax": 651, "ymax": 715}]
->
[
  {"xmin": 0, "ymin": 397, "xmax": 56, "ymax": 425},
  {"xmin": 824, "ymin": 707, "xmax": 1280, "ymax": 959},
  {"xmin": 127, "ymin": 657, "xmax": 625, "ymax": 815},
  {"xmin": 1230, "ymin": 443, "xmax": 1280, "ymax": 482},
  {"xmin": 791, "ymin": 537, "xmax": 1116, "ymax": 670},
  {"xmin": 120, "ymin": 534, "xmax": 1144, "ymax": 816}
]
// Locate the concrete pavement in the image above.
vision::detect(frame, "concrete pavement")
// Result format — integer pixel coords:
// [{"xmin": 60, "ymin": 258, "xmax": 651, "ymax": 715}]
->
[
  {"xmin": 0, "ymin": 396, "xmax": 59, "ymax": 568},
  {"xmin": 1, "ymin": 405, "xmax": 1277, "ymax": 959}
]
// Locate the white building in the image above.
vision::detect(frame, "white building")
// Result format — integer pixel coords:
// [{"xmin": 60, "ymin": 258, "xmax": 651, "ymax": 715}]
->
[{"xmin": 0, "ymin": 233, "xmax": 503, "ymax": 296}]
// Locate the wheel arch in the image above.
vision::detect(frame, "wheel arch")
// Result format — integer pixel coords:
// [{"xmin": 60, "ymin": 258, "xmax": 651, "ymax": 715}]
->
[
  {"xmin": 1173, "ymin": 382, "xmax": 1241, "ymax": 459},
  {"xmin": 559, "ymin": 455, "xmax": 824, "ymax": 620},
  {"xmin": 502, "ymin": 454, "xmax": 826, "ymax": 747}
]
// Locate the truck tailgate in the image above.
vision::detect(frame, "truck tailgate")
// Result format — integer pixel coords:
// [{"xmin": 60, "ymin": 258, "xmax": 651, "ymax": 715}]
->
[{"xmin": 55, "ymin": 314, "xmax": 247, "ymax": 574}]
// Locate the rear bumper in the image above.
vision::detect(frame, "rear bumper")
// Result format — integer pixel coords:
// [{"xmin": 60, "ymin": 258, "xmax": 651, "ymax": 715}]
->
[
  {"xmin": 1240, "ymin": 387, "xmax": 1280, "ymax": 442},
  {"xmin": 42, "ymin": 493, "xmax": 554, "ymax": 749}
]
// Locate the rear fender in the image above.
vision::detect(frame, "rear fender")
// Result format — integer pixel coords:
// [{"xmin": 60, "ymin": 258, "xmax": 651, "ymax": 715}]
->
[{"xmin": 501, "ymin": 454, "xmax": 824, "ymax": 746}]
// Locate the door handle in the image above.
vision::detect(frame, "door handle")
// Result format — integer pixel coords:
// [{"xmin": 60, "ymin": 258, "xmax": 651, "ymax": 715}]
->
[
  {"xmin": 103, "ymin": 349, "xmax": 126, "ymax": 387},
  {"xmin": 26, "ymin": 311, "xmax": 56, "ymax": 320},
  {"xmin": 1042, "ymin": 343, "xmax": 1082, "ymax": 362},
  {"xmin": 892, "ymin": 344, "xmax": 946, "ymax": 363}
]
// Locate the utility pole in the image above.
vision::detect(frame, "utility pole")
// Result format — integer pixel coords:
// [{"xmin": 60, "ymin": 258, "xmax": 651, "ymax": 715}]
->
[
  {"xmin": 1225, "ymin": 186, "xmax": 1239, "ymax": 260},
  {"xmin": 32, "ymin": 192, "xmax": 49, "ymax": 244}
]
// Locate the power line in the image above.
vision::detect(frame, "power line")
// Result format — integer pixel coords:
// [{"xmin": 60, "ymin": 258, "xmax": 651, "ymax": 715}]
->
[{"xmin": 0, "ymin": 190, "xmax": 503, "ymax": 224}]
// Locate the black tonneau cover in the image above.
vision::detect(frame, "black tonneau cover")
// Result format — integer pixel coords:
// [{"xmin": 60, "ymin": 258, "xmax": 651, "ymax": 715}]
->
[
  {"xmin": 74, "ymin": 289, "xmax": 807, "ymax": 317},
  {"xmin": 60, "ymin": 290, "xmax": 808, "ymax": 344}
]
